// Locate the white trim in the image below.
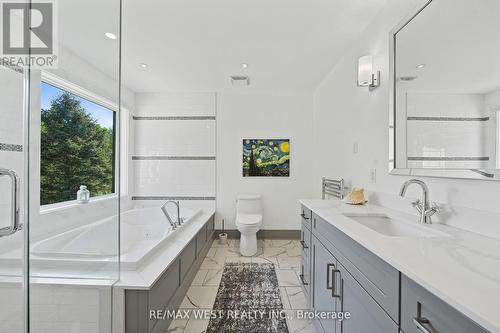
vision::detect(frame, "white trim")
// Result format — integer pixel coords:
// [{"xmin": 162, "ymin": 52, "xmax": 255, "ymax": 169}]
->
[
  {"xmin": 40, "ymin": 193, "xmax": 118, "ymax": 215},
  {"xmin": 41, "ymin": 71, "xmax": 118, "ymax": 111},
  {"xmin": 39, "ymin": 71, "xmax": 126, "ymax": 210}
]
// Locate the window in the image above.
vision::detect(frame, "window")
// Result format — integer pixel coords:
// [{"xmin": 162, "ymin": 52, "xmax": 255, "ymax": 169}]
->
[{"xmin": 40, "ymin": 81, "xmax": 116, "ymax": 205}]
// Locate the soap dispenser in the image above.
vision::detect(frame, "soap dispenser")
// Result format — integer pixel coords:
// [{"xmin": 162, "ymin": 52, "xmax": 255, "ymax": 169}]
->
[{"xmin": 77, "ymin": 185, "xmax": 90, "ymax": 203}]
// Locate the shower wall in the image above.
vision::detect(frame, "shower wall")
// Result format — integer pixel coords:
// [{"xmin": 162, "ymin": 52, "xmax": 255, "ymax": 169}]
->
[{"xmin": 132, "ymin": 92, "xmax": 217, "ymax": 212}]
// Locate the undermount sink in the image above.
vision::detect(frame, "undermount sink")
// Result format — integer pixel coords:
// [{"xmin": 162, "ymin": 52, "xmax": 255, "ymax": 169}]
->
[{"xmin": 343, "ymin": 214, "xmax": 447, "ymax": 238}]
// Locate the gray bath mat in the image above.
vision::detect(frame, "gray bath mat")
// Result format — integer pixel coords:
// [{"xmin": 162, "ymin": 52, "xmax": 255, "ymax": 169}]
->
[{"xmin": 206, "ymin": 263, "xmax": 289, "ymax": 333}]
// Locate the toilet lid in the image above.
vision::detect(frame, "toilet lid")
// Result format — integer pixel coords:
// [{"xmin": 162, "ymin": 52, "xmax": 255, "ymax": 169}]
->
[{"xmin": 236, "ymin": 214, "xmax": 262, "ymax": 225}]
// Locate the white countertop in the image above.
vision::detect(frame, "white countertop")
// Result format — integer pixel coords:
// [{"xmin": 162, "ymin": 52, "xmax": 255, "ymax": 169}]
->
[
  {"xmin": 115, "ymin": 209, "xmax": 215, "ymax": 290},
  {"xmin": 300, "ymin": 199, "xmax": 500, "ymax": 333}
]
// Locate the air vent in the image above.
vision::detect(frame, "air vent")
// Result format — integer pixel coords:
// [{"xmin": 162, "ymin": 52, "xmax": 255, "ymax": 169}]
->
[{"xmin": 231, "ymin": 76, "xmax": 250, "ymax": 86}]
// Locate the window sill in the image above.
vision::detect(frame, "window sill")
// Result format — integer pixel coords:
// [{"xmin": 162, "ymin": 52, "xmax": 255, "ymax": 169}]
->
[{"xmin": 40, "ymin": 194, "xmax": 120, "ymax": 215}]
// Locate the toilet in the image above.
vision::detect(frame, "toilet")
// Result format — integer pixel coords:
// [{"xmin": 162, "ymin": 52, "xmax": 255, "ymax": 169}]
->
[{"xmin": 235, "ymin": 195, "xmax": 263, "ymax": 256}]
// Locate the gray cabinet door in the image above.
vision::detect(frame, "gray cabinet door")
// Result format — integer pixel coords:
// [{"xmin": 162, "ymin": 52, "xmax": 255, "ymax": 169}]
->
[
  {"xmin": 313, "ymin": 237, "xmax": 340, "ymax": 333},
  {"xmin": 401, "ymin": 275, "xmax": 488, "ymax": 333},
  {"xmin": 339, "ymin": 262, "xmax": 398, "ymax": 333}
]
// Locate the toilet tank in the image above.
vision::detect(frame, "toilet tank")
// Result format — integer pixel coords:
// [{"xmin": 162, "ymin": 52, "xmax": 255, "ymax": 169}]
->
[{"xmin": 236, "ymin": 195, "xmax": 262, "ymax": 215}]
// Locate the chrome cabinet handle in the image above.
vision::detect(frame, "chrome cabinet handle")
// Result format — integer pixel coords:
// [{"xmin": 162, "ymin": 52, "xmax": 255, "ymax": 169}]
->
[
  {"xmin": 413, "ymin": 317, "xmax": 433, "ymax": 333},
  {"xmin": 300, "ymin": 266, "xmax": 308, "ymax": 286},
  {"xmin": 300, "ymin": 212, "xmax": 310, "ymax": 220},
  {"xmin": 326, "ymin": 263, "xmax": 341, "ymax": 298},
  {"xmin": 413, "ymin": 302, "xmax": 435, "ymax": 333},
  {"xmin": 0, "ymin": 168, "xmax": 21, "ymax": 238},
  {"xmin": 299, "ymin": 240, "xmax": 309, "ymax": 249}
]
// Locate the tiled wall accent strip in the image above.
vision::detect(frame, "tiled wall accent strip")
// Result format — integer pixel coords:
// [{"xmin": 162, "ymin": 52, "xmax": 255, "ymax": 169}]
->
[
  {"xmin": 132, "ymin": 156, "xmax": 215, "ymax": 161},
  {"xmin": 408, "ymin": 156, "xmax": 489, "ymax": 161},
  {"xmin": 407, "ymin": 116, "xmax": 490, "ymax": 121},
  {"xmin": 133, "ymin": 116, "xmax": 216, "ymax": 120},
  {"xmin": 0, "ymin": 143, "xmax": 23, "ymax": 152},
  {"xmin": 132, "ymin": 196, "xmax": 216, "ymax": 201}
]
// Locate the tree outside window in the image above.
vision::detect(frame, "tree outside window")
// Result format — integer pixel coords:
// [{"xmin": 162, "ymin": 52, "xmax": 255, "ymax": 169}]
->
[{"xmin": 40, "ymin": 82, "xmax": 116, "ymax": 205}]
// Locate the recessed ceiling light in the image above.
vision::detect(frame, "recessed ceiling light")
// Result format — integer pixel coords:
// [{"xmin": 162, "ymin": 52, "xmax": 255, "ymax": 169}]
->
[
  {"xmin": 140, "ymin": 63, "xmax": 149, "ymax": 68},
  {"xmin": 416, "ymin": 64, "xmax": 426, "ymax": 69},
  {"xmin": 105, "ymin": 32, "xmax": 117, "ymax": 40},
  {"xmin": 241, "ymin": 63, "xmax": 249, "ymax": 68}
]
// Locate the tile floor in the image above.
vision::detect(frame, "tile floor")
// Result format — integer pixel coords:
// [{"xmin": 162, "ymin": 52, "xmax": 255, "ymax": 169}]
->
[{"xmin": 167, "ymin": 239, "xmax": 315, "ymax": 333}]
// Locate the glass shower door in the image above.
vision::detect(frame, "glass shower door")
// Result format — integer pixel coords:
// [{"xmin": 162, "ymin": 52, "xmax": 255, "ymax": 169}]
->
[{"xmin": 0, "ymin": 64, "xmax": 29, "ymax": 332}]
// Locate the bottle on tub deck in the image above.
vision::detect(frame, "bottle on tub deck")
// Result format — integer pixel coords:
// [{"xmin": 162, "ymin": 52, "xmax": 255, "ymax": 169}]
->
[{"xmin": 77, "ymin": 185, "xmax": 90, "ymax": 203}]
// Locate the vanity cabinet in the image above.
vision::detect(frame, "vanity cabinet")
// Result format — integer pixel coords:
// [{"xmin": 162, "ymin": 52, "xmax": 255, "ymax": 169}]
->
[
  {"xmin": 312, "ymin": 237, "xmax": 341, "ymax": 333},
  {"xmin": 339, "ymin": 262, "xmax": 398, "ymax": 333},
  {"xmin": 311, "ymin": 231, "xmax": 397, "ymax": 333},
  {"xmin": 312, "ymin": 213, "xmax": 399, "ymax": 322},
  {"xmin": 301, "ymin": 205, "xmax": 489, "ymax": 333},
  {"xmin": 300, "ymin": 205, "xmax": 313, "ymax": 302},
  {"xmin": 400, "ymin": 275, "xmax": 488, "ymax": 333}
]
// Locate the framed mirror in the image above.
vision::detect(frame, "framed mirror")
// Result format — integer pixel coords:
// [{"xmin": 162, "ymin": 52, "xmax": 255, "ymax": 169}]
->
[{"xmin": 389, "ymin": 0, "xmax": 500, "ymax": 180}]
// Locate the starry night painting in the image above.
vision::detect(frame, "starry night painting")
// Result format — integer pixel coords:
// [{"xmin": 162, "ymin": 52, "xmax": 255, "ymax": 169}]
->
[{"xmin": 243, "ymin": 139, "xmax": 290, "ymax": 177}]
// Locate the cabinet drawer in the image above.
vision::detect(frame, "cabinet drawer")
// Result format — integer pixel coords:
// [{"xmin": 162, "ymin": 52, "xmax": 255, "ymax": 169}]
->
[
  {"xmin": 340, "ymin": 261, "xmax": 398, "ymax": 333},
  {"xmin": 401, "ymin": 275, "xmax": 488, "ymax": 333},
  {"xmin": 313, "ymin": 214, "xmax": 399, "ymax": 322},
  {"xmin": 180, "ymin": 239, "xmax": 196, "ymax": 280},
  {"xmin": 301, "ymin": 205, "xmax": 312, "ymax": 231}
]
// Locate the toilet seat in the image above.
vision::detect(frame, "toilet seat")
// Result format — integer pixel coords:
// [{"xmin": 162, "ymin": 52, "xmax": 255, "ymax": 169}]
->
[{"xmin": 236, "ymin": 214, "xmax": 262, "ymax": 226}]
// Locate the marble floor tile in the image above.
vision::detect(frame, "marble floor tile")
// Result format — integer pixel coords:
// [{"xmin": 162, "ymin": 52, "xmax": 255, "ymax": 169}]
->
[
  {"xmin": 280, "ymin": 287, "xmax": 291, "ymax": 310},
  {"xmin": 276, "ymin": 269, "xmax": 301, "ymax": 287},
  {"xmin": 286, "ymin": 287, "xmax": 308, "ymax": 309},
  {"xmin": 262, "ymin": 247, "xmax": 288, "ymax": 258},
  {"xmin": 205, "ymin": 247, "xmax": 217, "ymax": 258},
  {"xmin": 166, "ymin": 319, "xmax": 188, "ymax": 333},
  {"xmin": 285, "ymin": 310, "xmax": 315, "ymax": 333},
  {"xmin": 203, "ymin": 269, "xmax": 223, "ymax": 286},
  {"xmin": 258, "ymin": 239, "xmax": 274, "ymax": 248},
  {"xmin": 200, "ymin": 256, "xmax": 225, "ymax": 270},
  {"xmin": 251, "ymin": 256, "xmax": 278, "ymax": 265},
  {"xmin": 213, "ymin": 247, "xmax": 240, "ymax": 257},
  {"xmin": 180, "ymin": 286, "xmax": 219, "ymax": 309},
  {"xmin": 210, "ymin": 239, "xmax": 231, "ymax": 248},
  {"xmin": 225, "ymin": 256, "xmax": 252, "ymax": 264},
  {"xmin": 228, "ymin": 239, "xmax": 240, "ymax": 248},
  {"xmin": 183, "ymin": 318, "xmax": 209, "ymax": 333},
  {"xmin": 286, "ymin": 246, "xmax": 302, "ymax": 257},
  {"xmin": 272, "ymin": 239, "xmax": 296, "ymax": 248},
  {"xmin": 191, "ymin": 269, "xmax": 208, "ymax": 286},
  {"xmin": 277, "ymin": 257, "xmax": 301, "ymax": 270},
  {"xmin": 169, "ymin": 238, "xmax": 304, "ymax": 332}
]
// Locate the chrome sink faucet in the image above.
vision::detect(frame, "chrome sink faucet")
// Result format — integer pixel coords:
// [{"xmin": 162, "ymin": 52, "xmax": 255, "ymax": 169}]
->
[
  {"xmin": 399, "ymin": 179, "xmax": 438, "ymax": 224},
  {"xmin": 161, "ymin": 200, "xmax": 184, "ymax": 229}
]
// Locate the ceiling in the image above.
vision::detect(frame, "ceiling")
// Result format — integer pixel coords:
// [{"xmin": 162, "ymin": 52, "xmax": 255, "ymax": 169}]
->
[
  {"xmin": 120, "ymin": 0, "xmax": 387, "ymax": 93},
  {"xmin": 57, "ymin": 0, "xmax": 387, "ymax": 94}
]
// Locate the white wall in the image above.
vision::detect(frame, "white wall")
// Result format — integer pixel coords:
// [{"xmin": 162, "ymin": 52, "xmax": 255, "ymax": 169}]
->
[
  {"xmin": 132, "ymin": 93, "xmax": 216, "ymax": 212},
  {"xmin": 312, "ymin": 0, "xmax": 500, "ymax": 235},
  {"xmin": 217, "ymin": 92, "xmax": 314, "ymax": 230}
]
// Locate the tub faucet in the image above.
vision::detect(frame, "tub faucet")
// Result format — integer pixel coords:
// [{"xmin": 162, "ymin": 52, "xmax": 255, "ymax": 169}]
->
[
  {"xmin": 161, "ymin": 200, "xmax": 184, "ymax": 228},
  {"xmin": 399, "ymin": 179, "xmax": 439, "ymax": 224}
]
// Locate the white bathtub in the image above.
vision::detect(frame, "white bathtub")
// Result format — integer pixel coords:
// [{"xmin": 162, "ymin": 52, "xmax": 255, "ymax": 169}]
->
[{"xmin": 29, "ymin": 206, "xmax": 201, "ymax": 272}]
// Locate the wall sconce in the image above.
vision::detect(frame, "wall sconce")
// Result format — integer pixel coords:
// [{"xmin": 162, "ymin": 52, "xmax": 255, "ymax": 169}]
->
[{"xmin": 357, "ymin": 55, "xmax": 380, "ymax": 89}]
